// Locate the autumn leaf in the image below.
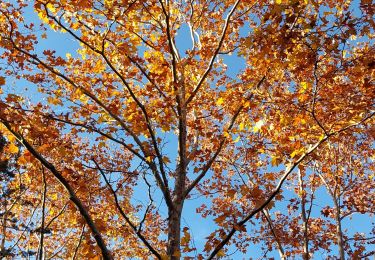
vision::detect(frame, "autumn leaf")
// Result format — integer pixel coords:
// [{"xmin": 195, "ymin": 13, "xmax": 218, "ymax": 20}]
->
[
  {"xmin": 253, "ymin": 119, "xmax": 264, "ymax": 133},
  {"xmin": 8, "ymin": 143, "xmax": 19, "ymax": 154},
  {"xmin": 214, "ymin": 215, "xmax": 226, "ymax": 225},
  {"xmin": 227, "ymin": 189, "xmax": 236, "ymax": 198},
  {"xmin": 217, "ymin": 250, "xmax": 226, "ymax": 257},
  {"xmin": 18, "ymin": 156, "xmax": 28, "ymax": 165},
  {"xmin": 239, "ymin": 122, "xmax": 245, "ymax": 131},
  {"xmin": 181, "ymin": 227, "xmax": 191, "ymax": 246},
  {"xmin": 299, "ymin": 82, "xmax": 310, "ymax": 93},
  {"xmin": 233, "ymin": 136, "xmax": 240, "ymax": 143},
  {"xmin": 47, "ymin": 96, "xmax": 62, "ymax": 105},
  {"xmin": 0, "ymin": 1, "xmax": 373, "ymax": 259},
  {"xmin": 162, "ymin": 156, "xmax": 170, "ymax": 164},
  {"xmin": 216, "ymin": 97, "xmax": 224, "ymax": 106}
]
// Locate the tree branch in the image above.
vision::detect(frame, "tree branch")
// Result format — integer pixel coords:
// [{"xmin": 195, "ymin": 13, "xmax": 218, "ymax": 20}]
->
[
  {"xmin": 184, "ymin": 76, "xmax": 265, "ymax": 198},
  {"xmin": 92, "ymin": 159, "xmax": 162, "ymax": 260},
  {"xmin": 0, "ymin": 120, "xmax": 112, "ymax": 260},
  {"xmin": 186, "ymin": 0, "xmax": 241, "ymax": 105},
  {"xmin": 72, "ymin": 224, "xmax": 85, "ymax": 260},
  {"xmin": 207, "ymin": 111, "xmax": 374, "ymax": 259}
]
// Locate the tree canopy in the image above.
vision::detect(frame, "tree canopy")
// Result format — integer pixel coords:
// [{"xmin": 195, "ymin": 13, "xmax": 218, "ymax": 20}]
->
[{"xmin": 0, "ymin": 0, "xmax": 374, "ymax": 259}]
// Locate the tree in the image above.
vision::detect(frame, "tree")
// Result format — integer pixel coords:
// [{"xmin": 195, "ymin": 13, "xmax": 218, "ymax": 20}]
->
[{"xmin": 0, "ymin": 0, "xmax": 374, "ymax": 259}]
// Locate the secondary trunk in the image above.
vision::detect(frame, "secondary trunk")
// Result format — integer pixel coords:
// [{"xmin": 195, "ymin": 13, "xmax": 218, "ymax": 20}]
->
[
  {"xmin": 263, "ymin": 209, "xmax": 285, "ymax": 260},
  {"xmin": 298, "ymin": 170, "xmax": 309, "ymax": 260},
  {"xmin": 333, "ymin": 198, "xmax": 345, "ymax": 260}
]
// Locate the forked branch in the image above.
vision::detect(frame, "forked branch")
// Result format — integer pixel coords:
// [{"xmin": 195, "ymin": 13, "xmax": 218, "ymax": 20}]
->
[
  {"xmin": 0, "ymin": 120, "xmax": 113, "ymax": 260},
  {"xmin": 207, "ymin": 111, "xmax": 374, "ymax": 259}
]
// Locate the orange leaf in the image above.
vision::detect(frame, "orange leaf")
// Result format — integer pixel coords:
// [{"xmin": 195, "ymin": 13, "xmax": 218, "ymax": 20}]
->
[{"xmin": 8, "ymin": 143, "xmax": 19, "ymax": 154}]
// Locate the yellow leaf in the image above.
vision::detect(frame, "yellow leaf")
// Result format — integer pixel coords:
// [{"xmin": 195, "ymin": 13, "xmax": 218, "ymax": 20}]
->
[
  {"xmin": 46, "ymin": 3, "xmax": 56, "ymax": 13},
  {"xmin": 8, "ymin": 143, "xmax": 19, "ymax": 154},
  {"xmin": 290, "ymin": 148, "xmax": 304, "ymax": 158},
  {"xmin": 290, "ymin": 150, "xmax": 298, "ymax": 158},
  {"xmin": 144, "ymin": 50, "xmax": 152, "ymax": 59},
  {"xmin": 7, "ymin": 135, "xmax": 15, "ymax": 142},
  {"xmin": 298, "ymin": 190, "xmax": 306, "ymax": 197},
  {"xmin": 146, "ymin": 156, "xmax": 153, "ymax": 162},
  {"xmin": 77, "ymin": 48, "xmax": 87, "ymax": 60},
  {"xmin": 299, "ymin": 82, "xmax": 310, "ymax": 93},
  {"xmin": 73, "ymin": 89, "xmax": 88, "ymax": 104},
  {"xmin": 216, "ymin": 97, "xmax": 224, "ymax": 106},
  {"xmin": 47, "ymin": 96, "xmax": 62, "ymax": 105},
  {"xmin": 104, "ymin": 0, "xmax": 114, "ymax": 6},
  {"xmin": 271, "ymin": 155, "xmax": 280, "ymax": 166},
  {"xmin": 243, "ymin": 100, "xmax": 250, "ymax": 108},
  {"xmin": 239, "ymin": 122, "xmax": 245, "ymax": 131},
  {"xmin": 253, "ymin": 120, "xmax": 264, "ymax": 133},
  {"xmin": 79, "ymin": 94, "xmax": 89, "ymax": 104},
  {"xmin": 50, "ymin": 193, "xmax": 58, "ymax": 200},
  {"xmin": 233, "ymin": 136, "xmax": 240, "ymax": 143}
]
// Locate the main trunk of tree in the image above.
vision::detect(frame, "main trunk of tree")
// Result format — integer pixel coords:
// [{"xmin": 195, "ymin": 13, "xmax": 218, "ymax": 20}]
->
[
  {"xmin": 167, "ymin": 101, "xmax": 187, "ymax": 259},
  {"xmin": 167, "ymin": 203, "xmax": 183, "ymax": 259}
]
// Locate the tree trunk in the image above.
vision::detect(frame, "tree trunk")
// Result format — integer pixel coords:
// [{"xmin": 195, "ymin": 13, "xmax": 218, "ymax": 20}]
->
[
  {"xmin": 263, "ymin": 209, "xmax": 285, "ymax": 260},
  {"xmin": 333, "ymin": 198, "xmax": 345, "ymax": 260},
  {"xmin": 37, "ymin": 167, "xmax": 47, "ymax": 260},
  {"xmin": 1, "ymin": 202, "xmax": 7, "ymax": 256},
  {"xmin": 319, "ymin": 172, "xmax": 346, "ymax": 260},
  {"xmin": 167, "ymin": 203, "xmax": 183, "ymax": 259},
  {"xmin": 167, "ymin": 95, "xmax": 187, "ymax": 259},
  {"xmin": 298, "ymin": 170, "xmax": 309, "ymax": 260}
]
